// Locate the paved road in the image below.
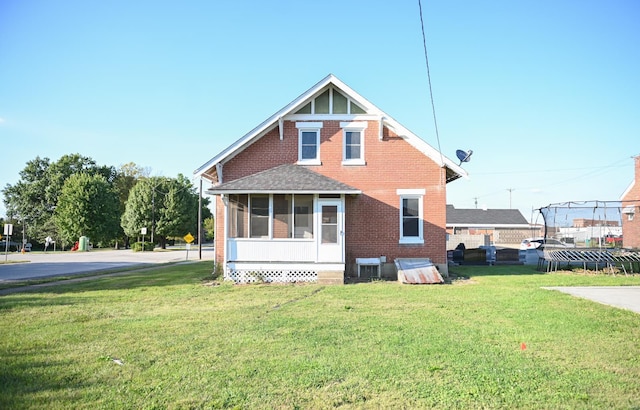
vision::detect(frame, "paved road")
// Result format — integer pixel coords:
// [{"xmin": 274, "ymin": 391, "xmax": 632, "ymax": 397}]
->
[
  {"xmin": 0, "ymin": 247, "xmax": 215, "ymax": 281},
  {"xmin": 544, "ymin": 286, "xmax": 640, "ymax": 314}
]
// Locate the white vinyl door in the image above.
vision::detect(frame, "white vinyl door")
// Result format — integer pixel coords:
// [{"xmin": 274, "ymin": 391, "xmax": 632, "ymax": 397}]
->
[{"xmin": 317, "ymin": 199, "xmax": 343, "ymax": 263}]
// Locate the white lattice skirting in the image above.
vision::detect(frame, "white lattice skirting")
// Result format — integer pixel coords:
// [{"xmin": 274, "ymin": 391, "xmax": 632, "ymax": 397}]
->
[{"xmin": 226, "ymin": 269, "xmax": 318, "ymax": 284}]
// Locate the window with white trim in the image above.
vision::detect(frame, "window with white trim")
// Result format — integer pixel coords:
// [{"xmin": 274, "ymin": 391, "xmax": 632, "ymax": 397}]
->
[
  {"xmin": 623, "ymin": 205, "xmax": 635, "ymax": 221},
  {"xmin": 397, "ymin": 189, "xmax": 425, "ymax": 244},
  {"xmin": 296, "ymin": 122, "xmax": 322, "ymax": 165},
  {"xmin": 341, "ymin": 121, "xmax": 367, "ymax": 165},
  {"xmin": 228, "ymin": 194, "xmax": 314, "ymax": 240}
]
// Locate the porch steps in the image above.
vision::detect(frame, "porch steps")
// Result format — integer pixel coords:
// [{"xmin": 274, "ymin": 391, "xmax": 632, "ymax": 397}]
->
[{"xmin": 317, "ymin": 270, "xmax": 344, "ymax": 285}]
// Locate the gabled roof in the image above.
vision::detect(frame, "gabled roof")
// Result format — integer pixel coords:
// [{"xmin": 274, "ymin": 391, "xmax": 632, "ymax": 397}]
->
[
  {"xmin": 194, "ymin": 74, "xmax": 468, "ymax": 184},
  {"xmin": 206, "ymin": 164, "xmax": 361, "ymax": 195},
  {"xmin": 446, "ymin": 205, "xmax": 529, "ymax": 228},
  {"xmin": 620, "ymin": 155, "xmax": 640, "ymax": 200}
]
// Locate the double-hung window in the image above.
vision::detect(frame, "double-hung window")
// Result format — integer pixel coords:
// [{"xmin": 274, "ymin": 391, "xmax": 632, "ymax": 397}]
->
[
  {"xmin": 340, "ymin": 122, "xmax": 367, "ymax": 165},
  {"xmin": 397, "ymin": 189, "xmax": 425, "ymax": 244},
  {"xmin": 296, "ymin": 122, "xmax": 323, "ymax": 165}
]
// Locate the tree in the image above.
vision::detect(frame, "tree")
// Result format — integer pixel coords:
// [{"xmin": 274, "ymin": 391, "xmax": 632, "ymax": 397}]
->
[
  {"xmin": 111, "ymin": 162, "xmax": 149, "ymax": 248},
  {"xmin": 2, "ymin": 154, "xmax": 117, "ymax": 244},
  {"xmin": 121, "ymin": 175, "xmax": 211, "ymax": 249},
  {"xmin": 54, "ymin": 173, "xmax": 120, "ymax": 245},
  {"xmin": 203, "ymin": 217, "xmax": 215, "ymax": 242}
]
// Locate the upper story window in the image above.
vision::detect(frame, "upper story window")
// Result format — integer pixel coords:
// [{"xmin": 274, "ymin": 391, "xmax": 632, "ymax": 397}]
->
[
  {"xmin": 623, "ymin": 205, "xmax": 636, "ymax": 221},
  {"xmin": 340, "ymin": 121, "xmax": 367, "ymax": 165},
  {"xmin": 397, "ymin": 189, "xmax": 425, "ymax": 244},
  {"xmin": 295, "ymin": 87, "xmax": 366, "ymax": 115},
  {"xmin": 296, "ymin": 122, "xmax": 322, "ymax": 165}
]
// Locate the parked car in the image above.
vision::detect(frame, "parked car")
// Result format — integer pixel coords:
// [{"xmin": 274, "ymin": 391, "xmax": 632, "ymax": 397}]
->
[
  {"xmin": 519, "ymin": 237, "xmax": 574, "ymax": 265},
  {"xmin": 519, "ymin": 237, "xmax": 575, "ymax": 250}
]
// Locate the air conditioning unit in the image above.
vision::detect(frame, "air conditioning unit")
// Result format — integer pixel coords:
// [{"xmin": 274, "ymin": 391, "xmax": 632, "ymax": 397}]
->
[{"xmin": 356, "ymin": 257, "xmax": 381, "ymax": 279}]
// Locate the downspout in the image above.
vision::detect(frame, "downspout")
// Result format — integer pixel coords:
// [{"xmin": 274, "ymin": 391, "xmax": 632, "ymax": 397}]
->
[{"xmin": 279, "ymin": 116, "xmax": 284, "ymax": 140}]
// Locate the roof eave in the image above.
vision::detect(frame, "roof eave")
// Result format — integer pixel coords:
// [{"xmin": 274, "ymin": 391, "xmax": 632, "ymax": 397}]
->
[{"xmin": 205, "ymin": 189, "xmax": 362, "ymax": 195}]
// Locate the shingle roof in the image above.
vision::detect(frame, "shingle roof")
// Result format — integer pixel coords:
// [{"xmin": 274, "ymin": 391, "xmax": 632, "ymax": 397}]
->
[
  {"xmin": 446, "ymin": 205, "xmax": 529, "ymax": 227},
  {"xmin": 206, "ymin": 164, "xmax": 361, "ymax": 194}
]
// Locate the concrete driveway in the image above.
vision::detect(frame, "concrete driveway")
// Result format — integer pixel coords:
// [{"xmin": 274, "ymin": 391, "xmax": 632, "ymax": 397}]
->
[
  {"xmin": 543, "ymin": 286, "xmax": 640, "ymax": 314},
  {"xmin": 0, "ymin": 247, "xmax": 215, "ymax": 281}
]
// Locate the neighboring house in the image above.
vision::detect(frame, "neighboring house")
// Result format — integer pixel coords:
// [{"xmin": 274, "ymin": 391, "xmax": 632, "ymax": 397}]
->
[
  {"xmin": 620, "ymin": 155, "xmax": 640, "ymax": 249},
  {"xmin": 194, "ymin": 74, "xmax": 467, "ymax": 284},
  {"xmin": 446, "ymin": 205, "xmax": 533, "ymax": 249}
]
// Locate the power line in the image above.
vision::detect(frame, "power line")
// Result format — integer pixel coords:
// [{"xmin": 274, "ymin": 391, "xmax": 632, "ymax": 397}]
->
[{"xmin": 417, "ymin": 0, "xmax": 444, "ymax": 169}]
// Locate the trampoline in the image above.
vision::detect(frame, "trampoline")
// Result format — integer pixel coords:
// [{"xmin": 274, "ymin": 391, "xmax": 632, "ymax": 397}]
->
[{"xmin": 535, "ymin": 200, "xmax": 640, "ymax": 273}]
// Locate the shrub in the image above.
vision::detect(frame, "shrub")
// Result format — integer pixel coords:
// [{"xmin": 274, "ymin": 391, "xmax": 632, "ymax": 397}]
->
[{"xmin": 131, "ymin": 241, "xmax": 155, "ymax": 252}]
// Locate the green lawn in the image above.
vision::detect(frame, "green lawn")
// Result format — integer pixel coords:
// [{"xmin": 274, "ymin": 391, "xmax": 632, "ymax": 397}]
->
[{"xmin": 1, "ymin": 263, "xmax": 639, "ymax": 409}]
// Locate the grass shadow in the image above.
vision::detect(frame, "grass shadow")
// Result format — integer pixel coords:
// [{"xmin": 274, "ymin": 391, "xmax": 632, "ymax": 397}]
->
[{"xmin": 449, "ymin": 264, "xmax": 545, "ymax": 278}]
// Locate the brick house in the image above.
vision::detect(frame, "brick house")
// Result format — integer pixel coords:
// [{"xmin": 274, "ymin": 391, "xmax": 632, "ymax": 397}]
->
[
  {"xmin": 621, "ymin": 155, "xmax": 640, "ymax": 249},
  {"xmin": 194, "ymin": 74, "xmax": 467, "ymax": 284}
]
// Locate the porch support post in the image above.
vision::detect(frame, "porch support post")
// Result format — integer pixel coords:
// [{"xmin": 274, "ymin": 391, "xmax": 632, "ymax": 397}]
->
[
  {"xmin": 216, "ymin": 163, "xmax": 223, "ymax": 184},
  {"xmin": 198, "ymin": 177, "xmax": 202, "ymax": 260}
]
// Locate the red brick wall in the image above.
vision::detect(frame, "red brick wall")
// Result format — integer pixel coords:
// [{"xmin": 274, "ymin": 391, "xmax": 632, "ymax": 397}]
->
[
  {"xmin": 215, "ymin": 119, "xmax": 449, "ymax": 266},
  {"xmin": 622, "ymin": 156, "xmax": 640, "ymax": 249}
]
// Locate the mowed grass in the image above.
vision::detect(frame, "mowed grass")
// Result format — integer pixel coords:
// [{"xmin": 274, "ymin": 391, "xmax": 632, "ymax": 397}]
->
[{"xmin": 1, "ymin": 263, "xmax": 640, "ymax": 409}]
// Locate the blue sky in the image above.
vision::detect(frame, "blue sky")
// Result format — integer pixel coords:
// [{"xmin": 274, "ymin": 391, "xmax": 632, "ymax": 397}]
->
[{"xmin": 1, "ymin": 0, "xmax": 638, "ymax": 221}]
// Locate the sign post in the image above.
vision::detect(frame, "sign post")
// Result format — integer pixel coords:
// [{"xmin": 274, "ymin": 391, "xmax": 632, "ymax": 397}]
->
[
  {"xmin": 4, "ymin": 224, "xmax": 13, "ymax": 262},
  {"xmin": 141, "ymin": 227, "xmax": 147, "ymax": 252},
  {"xmin": 183, "ymin": 233, "xmax": 195, "ymax": 260}
]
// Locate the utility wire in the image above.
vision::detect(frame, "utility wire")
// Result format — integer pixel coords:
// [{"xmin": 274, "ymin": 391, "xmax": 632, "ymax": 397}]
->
[{"xmin": 418, "ymin": 0, "xmax": 444, "ymax": 168}]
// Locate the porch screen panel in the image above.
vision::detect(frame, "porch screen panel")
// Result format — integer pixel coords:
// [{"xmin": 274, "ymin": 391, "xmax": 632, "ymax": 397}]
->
[
  {"xmin": 228, "ymin": 194, "xmax": 248, "ymax": 238},
  {"xmin": 273, "ymin": 194, "xmax": 292, "ymax": 238},
  {"xmin": 294, "ymin": 195, "xmax": 314, "ymax": 239},
  {"xmin": 250, "ymin": 195, "xmax": 269, "ymax": 238}
]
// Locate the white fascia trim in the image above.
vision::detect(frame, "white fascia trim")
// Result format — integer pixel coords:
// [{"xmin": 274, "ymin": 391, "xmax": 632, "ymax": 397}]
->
[
  {"xmin": 296, "ymin": 121, "xmax": 323, "ymax": 129},
  {"xmin": 620, "ymin": 181, "xmax": 635, "ymax": 200},
  {"xmin": 397, "ymin": 189, "xmax": 426, "ymax": 195},
  {"xmin": 206, "ymin": 189, "xmax": 362, "ymax": 195}
]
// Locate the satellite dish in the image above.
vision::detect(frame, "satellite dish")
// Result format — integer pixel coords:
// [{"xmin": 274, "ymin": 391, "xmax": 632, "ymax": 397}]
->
[{"xmin": 456, "ymin": 149, "xmax": 473, "ymax": 165}]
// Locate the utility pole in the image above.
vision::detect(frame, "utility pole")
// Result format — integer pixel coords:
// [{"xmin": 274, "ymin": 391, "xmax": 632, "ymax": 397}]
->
[
  {"xmin": 507, "ymin": 188, "xmax": 514, "ymax": 209},
  {"xmin": 198, "ymin": 177, "xmax": 202, "ymax": 260}
]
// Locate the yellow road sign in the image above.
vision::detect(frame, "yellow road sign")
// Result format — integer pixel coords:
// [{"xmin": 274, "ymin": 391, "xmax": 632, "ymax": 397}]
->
[{"xmin": 183, "ymin": 233, "xmax": 195, "ymax": 244}]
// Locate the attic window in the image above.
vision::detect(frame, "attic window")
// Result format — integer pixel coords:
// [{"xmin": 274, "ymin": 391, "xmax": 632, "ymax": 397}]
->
[
  {"xmin": 315, "ymin": 90, "xmax": 330, "ymax": 114},
  {"xmin": 350, "ymin": 101, "xmax": 366, "ymax": 114},
  {"xmin": 294, "ymin": 87, "xmax": 366, "ymax": 115},
  {"xmin": 297, "ymin": 102, "xmax": 311, "ymax": 114}
]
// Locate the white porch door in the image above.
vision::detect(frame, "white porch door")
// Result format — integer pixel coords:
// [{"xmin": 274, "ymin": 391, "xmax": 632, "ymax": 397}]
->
[{"xmin": 317, "ymin": 199, "xmax": 344, "ymax": 263}]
